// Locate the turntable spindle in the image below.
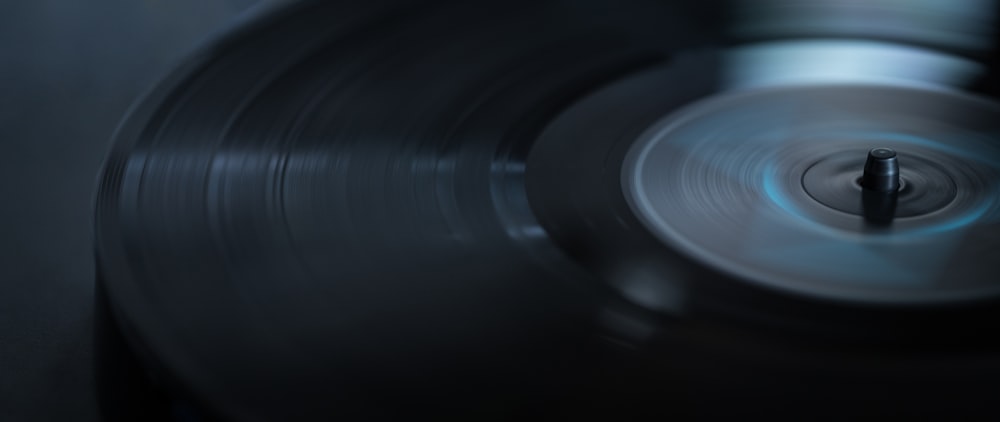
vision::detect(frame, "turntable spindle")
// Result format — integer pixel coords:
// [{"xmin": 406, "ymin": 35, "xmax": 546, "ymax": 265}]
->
[
  {"xmin": 861, "ymin": 148, "xmax": 900, "ymax": 224},
  {"xmin": 861, "ymin": 148, "xmax": 900, "ymax": 192}
]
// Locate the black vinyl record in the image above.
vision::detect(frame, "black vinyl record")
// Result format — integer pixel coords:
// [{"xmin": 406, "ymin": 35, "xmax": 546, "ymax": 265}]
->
[{"xmin": 95, "ymin": 0, "xmax": 1000, "ymax": 420}]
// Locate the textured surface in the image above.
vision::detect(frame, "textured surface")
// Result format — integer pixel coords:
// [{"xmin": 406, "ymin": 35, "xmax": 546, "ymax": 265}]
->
[
  {"xmin": 0, "ymin": 1, "xmax": 262, "ymax": 420},
  {"xmin": 93, "ymin": 1, "xmax": 1000, "ymax": 420},
  {"xmin": 10, "ymin": 1, "xmax": 1000, "ymax": 420},
  {"xmin": 624, "ymin": 84, "xmax": 1000, "ymax": 303}
]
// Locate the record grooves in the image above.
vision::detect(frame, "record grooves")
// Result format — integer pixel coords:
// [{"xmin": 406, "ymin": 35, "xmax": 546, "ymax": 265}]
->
[{"xmin": 94, "ymin": 0, "xmax": 1000, "ymax": 420}]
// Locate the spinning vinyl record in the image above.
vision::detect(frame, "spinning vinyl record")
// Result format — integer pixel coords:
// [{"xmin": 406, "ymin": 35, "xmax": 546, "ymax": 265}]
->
[{"xmin": 94, "ymin": 0, "xmax": 1000, "ymax": 420}]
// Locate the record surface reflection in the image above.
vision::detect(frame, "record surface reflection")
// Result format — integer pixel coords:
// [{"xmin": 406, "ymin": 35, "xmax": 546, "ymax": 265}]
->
[{"xmin": 95, "ymin": 0, "xmax": 1000, "ymax": 420}]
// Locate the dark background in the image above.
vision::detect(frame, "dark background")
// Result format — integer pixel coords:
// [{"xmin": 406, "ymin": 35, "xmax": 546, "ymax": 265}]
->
[{"xmin": 0, "ymin": 1, "xmax": 264, "ymax": 420}]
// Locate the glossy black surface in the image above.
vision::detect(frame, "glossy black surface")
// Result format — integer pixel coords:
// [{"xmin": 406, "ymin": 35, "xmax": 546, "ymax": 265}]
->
[
  {"xmin": 93, "ymin": 0, "xmax": 1000, "ymax": 420},
  {"xmin": 862, "ymin": 148, "xmax": 901, "ymax": 192}
]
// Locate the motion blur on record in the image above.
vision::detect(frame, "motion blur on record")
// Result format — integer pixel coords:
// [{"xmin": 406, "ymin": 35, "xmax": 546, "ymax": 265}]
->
[{"xmin": 93, "ymin": 1, "xmax": 1000, "ymax": 420}]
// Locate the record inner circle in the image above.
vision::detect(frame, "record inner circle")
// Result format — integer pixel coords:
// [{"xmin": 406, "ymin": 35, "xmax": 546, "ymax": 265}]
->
[{"xmin": 623, "ymin": 84, "xmax": 1000, "ymax": 304}]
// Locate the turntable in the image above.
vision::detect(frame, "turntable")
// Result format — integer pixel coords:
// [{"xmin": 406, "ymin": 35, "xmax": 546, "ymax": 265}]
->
[{"xmin": 92, "ymin": 1, "xmax": 1000, "ymax": 420}]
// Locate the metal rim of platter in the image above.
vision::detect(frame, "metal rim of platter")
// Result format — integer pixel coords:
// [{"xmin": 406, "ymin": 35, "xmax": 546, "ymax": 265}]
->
[{"xmin": 94, "ymin": 0, "xmax": 1000, "ymax": 420}]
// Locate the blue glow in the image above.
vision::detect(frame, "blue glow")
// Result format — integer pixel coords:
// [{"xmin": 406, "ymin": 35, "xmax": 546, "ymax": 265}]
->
[
  {"xmin": 725, "ymin": 40, "xmax": 984, "ymax": 91},
  {"xmin": 834, "ymin": 130, "xmax": 1000, "ymax": 167},
  {"xmin": 901, "ymin": 198, "xmax": 996, "ymax": 237},
  {"xmin": 761, "ymin": 158, "xmax": 997, "ymax": 241},
  {"xmin": 762, "ymin": 162, "xmax": 809, "ymax": 222}
]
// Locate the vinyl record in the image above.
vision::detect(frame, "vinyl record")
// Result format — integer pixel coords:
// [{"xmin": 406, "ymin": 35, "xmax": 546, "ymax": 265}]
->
[
  {"xmin": 622, "ymin": 83, "xmax": 1000, "ymax": 303},
  {"xmin": 94, "ymin": 0, "xmax": 1000, "ymax": 420}
]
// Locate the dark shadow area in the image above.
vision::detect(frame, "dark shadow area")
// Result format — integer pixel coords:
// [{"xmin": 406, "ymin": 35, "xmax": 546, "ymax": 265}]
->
[{"xmin": 0, "ymin": 1, "xmax": 262, "ymax": 420}]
